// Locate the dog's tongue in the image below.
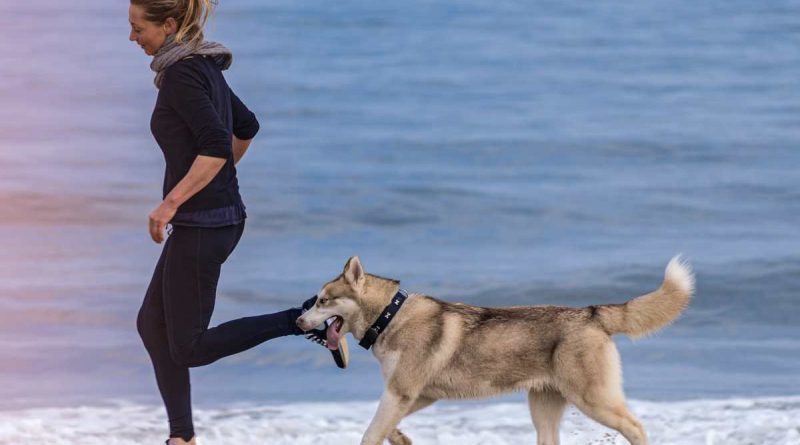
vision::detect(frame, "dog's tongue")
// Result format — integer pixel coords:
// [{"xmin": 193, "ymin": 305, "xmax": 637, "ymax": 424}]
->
[{"xmin": 326, "ymin": 318, "xmax": 341, "ymax": 351}]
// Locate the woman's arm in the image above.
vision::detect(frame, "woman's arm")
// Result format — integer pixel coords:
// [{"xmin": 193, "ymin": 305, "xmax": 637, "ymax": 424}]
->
[
  {"xmin": 233, "ymin": 135, "xmax": 253, "ymax": 165},
  {"xmin": 148, "ymin": 154, "xmax": 227, "ymax": 244}
]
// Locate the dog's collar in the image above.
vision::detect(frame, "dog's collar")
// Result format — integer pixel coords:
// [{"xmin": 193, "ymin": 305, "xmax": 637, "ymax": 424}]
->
[{"xmin": 358, "ymin": 289, "xmax": 409, "ymax": 350}]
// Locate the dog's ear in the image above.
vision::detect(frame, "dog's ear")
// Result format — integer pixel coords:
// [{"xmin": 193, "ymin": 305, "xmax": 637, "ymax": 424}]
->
[{"xmin": 343, "ymin": 256, "xmax": 364, "ymax": 286}]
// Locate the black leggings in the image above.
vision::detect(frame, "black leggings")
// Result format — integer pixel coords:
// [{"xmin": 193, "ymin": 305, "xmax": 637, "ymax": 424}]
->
[{"xmin": 136, "ymin": 222, "xmax": 303, "ymax": 441}]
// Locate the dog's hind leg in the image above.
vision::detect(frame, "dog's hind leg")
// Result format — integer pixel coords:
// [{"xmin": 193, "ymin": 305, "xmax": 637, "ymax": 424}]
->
[
  {"xmin": 557, "ymin": 337, "xmax": 648, "ymax": 445},
  {"xmin": 528, "ymin": 389, "xmax": 567, "ymax": 445},
  {"xmin": 388, "ymin": 397, "xmax": 437, "ymax": 445},
  {"xmin": 569, "ymin": 397, "xmax": 647, "ymax": 445}
]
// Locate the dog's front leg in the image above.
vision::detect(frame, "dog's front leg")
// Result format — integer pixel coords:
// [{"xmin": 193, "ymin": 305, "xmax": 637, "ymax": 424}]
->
[{"xmin": 360, "ymin": 390, "xmax": 416, "ymax": 445}]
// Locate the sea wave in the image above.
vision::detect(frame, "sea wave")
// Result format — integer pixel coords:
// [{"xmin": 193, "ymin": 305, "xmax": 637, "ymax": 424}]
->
[{"xmin": 1, "ymin": 396, "xmax": 798, "ymax": 444}]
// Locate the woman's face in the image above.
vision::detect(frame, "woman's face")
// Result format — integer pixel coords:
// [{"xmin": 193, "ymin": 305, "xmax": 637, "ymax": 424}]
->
[{"xmin": 128, "ymin": 4, "xmax": 175, "ymax": 56}]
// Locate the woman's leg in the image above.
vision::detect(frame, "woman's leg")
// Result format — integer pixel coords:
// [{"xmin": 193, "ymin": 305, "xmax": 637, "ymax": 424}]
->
[
  {"xmin": 137, "ymin": 221, "xmax": 303, "ymax": 441},
  {"xmin": 137, "ymin": 236, "xmax": 195, "ymax": 441},
  {"xmin": 162, "ymin": 222, "xmax": 303, "ymax": 368}
]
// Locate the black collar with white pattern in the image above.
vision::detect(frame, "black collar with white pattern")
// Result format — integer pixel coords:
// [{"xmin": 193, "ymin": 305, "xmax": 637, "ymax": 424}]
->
[{"xmin": 358, "ymin": 289, "xmax": 408, "ymax": 350}]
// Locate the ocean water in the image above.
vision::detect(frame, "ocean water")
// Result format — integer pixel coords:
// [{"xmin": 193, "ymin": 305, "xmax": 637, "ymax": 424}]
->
[{"xmin": 0, "ymin": 0, "xmax": 798, "ymax": 442}]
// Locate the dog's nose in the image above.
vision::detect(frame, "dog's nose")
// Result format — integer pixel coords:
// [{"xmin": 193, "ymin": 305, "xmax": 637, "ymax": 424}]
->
[{"xmin": 296, "ymin": 317, "xmax": 307, "ymax": 332}]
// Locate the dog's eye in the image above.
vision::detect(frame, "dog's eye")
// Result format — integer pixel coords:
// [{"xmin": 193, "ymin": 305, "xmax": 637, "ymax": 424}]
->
[{"xmin": 319, "ymin": 297, "xmax": 329, "ymax": 305}]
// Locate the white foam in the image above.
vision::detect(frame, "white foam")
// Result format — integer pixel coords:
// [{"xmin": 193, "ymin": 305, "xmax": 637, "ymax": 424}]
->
[{"xmin": 0, "ymin": 396, "xmax": 798, "ymax": 444}]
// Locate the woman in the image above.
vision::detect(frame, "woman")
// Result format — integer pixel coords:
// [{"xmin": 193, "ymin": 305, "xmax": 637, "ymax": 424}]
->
[{"xmin": 129, "ymin": 1, "xmax": 348, "ymax": 444}]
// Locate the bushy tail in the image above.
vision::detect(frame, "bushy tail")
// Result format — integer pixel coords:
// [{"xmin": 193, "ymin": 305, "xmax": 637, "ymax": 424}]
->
[{"xmin": 592, "ymin": 256, "xmax": 694, "ymax": 338}]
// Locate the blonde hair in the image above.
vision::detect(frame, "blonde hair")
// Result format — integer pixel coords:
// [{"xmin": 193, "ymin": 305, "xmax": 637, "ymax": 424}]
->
[{"xmin": 130, "ymin": 0, "xmax": 216, "ymax": 46}]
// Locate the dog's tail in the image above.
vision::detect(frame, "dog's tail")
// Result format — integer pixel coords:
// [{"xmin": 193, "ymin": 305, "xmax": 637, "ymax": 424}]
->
[{"xmin": 591, "ymin": 256, "xmax": 694, "ymax": 338}]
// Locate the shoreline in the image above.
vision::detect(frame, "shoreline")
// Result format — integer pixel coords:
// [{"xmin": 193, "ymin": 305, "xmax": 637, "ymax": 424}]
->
[{"xmin": 2, "ymin": 395, "xmax": 798, "ymax": 444}]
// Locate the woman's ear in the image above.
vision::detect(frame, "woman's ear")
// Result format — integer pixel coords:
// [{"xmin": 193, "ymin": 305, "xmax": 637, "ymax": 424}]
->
[{"xmin": 163, "ymin": 17, "xmax": 178, "ymax": 35}]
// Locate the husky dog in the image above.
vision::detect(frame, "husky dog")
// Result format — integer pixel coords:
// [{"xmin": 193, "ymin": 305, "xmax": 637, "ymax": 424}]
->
[{"xmin": 297, "ymin": 256, "xmax": 694, "ymax": 445}]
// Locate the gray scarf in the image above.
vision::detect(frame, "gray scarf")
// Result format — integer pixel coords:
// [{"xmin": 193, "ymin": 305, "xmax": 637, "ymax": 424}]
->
[{"xmin": 150, "ymin": 34, "xmax": 233, "ymax": 89}]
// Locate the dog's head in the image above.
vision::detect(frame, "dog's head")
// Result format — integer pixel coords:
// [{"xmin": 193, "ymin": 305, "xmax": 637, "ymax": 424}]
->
[{"xmin": 295, "ymin": 256, "xmax": 368, "ymax": 348}]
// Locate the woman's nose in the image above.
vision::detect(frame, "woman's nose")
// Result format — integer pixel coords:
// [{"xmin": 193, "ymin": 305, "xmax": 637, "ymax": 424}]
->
[{"xmin": 129, "ymin": 31, "xmax": 136, "ymax": 42}]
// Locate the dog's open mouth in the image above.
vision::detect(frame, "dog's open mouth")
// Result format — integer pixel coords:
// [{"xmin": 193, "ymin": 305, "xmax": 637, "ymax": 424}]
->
[{"xmin": 326, "ymin": 316, "xmax": 344, "ymax": 351}]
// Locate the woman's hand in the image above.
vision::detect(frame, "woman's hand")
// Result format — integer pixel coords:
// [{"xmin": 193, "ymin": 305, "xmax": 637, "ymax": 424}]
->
[
  {"xmin": 148, "ymin": 201, "xmax": 178, "ymax": 244},
  {"xmin": 147, "ymin": 154, "xmax": 226, "ymax": 243}
]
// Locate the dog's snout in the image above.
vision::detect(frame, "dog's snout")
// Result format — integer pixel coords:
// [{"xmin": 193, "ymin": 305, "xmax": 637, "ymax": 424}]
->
[{"xmin": 296, "ymin": 316, "xmax": 309, "ymax": 332}]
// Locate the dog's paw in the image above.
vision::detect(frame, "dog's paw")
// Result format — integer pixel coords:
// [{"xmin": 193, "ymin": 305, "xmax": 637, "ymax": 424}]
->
[{"xmin": 388, "ymin": 428, "xmax": 412, "ymax": 445}]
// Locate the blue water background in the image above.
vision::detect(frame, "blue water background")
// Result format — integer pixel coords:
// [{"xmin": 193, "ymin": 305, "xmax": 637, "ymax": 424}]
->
[{"xmin": 0, "ymin": 0, "xmax": 798, "ymax": 410}]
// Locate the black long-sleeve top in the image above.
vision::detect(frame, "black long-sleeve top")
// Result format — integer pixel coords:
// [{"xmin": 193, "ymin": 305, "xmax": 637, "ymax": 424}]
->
[{"xmin": 150, "ymin": 54, "xmax": 259, "ymax": 224}]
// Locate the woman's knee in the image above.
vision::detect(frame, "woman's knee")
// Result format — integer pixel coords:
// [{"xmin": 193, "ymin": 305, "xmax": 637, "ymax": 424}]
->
[
  {"xmin": 137, "ymin": 304, "xmax": 163, "ymax": 349},
  {"xmin": 168, "ymin": 342, "xmax": 197, "ymax": 367}
]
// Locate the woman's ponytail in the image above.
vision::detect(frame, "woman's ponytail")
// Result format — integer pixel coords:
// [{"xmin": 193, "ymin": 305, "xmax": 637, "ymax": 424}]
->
[
  {"xmin": 130, "ymin": 0, "xmax": 216, "ymax": 46},
  {"xmin": 175, "ymin": 0, "xmax": 214, "ymax": 45}
]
